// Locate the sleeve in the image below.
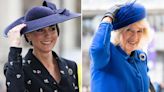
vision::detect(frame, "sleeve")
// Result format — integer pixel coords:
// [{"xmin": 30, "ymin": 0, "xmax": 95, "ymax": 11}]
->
[
  {"xmin": 4, "ymin": 47, "xmax": 26, "ymax": 92},
  {"xmin": 89, "ymin": 22, "xmax": 113, "ymax": 70},
  {"xmin": 66, "ymin": 61, "xmax": 79, "ymax": 92},
  {"xmin": 74, "ymin": 62, "xmax": 79, "ymax": 92}
]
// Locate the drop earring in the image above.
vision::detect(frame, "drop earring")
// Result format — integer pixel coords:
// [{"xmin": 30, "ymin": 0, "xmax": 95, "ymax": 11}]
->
[{"xmin": 29, "ymin": 41, "xmax": 32, "ymax": 45}]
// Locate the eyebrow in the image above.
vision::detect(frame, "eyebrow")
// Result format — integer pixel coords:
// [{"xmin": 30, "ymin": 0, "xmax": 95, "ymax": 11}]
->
[
  {"xmin": 49, "ymin": 25, "xmax": 56, "ymax": 27},
  {"xmin": 127, "ymin": 28, "xmax": 144, "ymax": 31}
]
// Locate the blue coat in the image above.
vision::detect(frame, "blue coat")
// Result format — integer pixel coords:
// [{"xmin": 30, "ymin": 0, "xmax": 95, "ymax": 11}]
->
[{"xmin": 89, "ymin": 22, "xmax": 150, "ymax": 92}]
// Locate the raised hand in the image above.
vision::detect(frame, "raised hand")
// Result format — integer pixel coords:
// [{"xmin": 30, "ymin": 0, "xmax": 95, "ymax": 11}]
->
[
  {"xmin": 7, "ymin": 24, "xmax": 26, "ymax": 47},
  {"xmin": 102, "ymin": 4, "xmax": 123, "ymax": 22}
]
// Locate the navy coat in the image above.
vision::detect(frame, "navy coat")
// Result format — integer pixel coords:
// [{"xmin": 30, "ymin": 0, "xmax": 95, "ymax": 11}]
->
[
  {"xmin": 4, "ymin": 47, "xmax": 79, "ymax": 92},
  {"xmin": 89, "ymin": 22, "xmax": 149, "ymax": 92}
]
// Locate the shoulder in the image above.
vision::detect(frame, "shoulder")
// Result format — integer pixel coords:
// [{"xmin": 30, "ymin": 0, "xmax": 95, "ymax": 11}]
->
[
  {"xmin": 59, "ymin": 57, "xmax": 79, "ymax": 90},
  {"xmin": 59, "ymin": 57, "xmax": 78, "ymax": 69},
  {"xmin": 52, "ymin": 51, "xmax": 78, "ymax": 69},
  {"xmin": 133, "ymin": 50, "xmax": 147, "ymax": 62}
]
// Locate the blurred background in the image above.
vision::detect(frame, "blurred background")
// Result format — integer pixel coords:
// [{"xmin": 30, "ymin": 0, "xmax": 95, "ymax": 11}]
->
[
  {"xmin": 82, "ymin": 0, "xmax": 164, "ymax": 92},
  {"xmin": 0, "ymin": 0, "xmax": 81, "ymax": 91}
]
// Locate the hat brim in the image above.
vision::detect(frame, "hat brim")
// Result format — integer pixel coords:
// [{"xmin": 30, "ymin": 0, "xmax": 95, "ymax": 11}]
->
[{"xmin": 4, "ymin": 12, "xmax": 80, "ymax": 37}]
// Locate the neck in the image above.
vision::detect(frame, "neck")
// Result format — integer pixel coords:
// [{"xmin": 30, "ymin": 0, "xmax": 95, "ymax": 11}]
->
[
  {"xmin": 119, "ymin": 45, "xmax": 131, "ymax": 55},
  {"xmin": 125, "ymin": 50, "xmax": 131, "ymax": 55},
  {"xmin": 33, "ymin": 48, "xmax": 54, "ymax": 67}
]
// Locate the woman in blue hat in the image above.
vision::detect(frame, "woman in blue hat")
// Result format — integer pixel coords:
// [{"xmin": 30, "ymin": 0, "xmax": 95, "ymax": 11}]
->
[
  {"xmin": 4, "ymin": 1, "xmax": 80, "ymax": 92},
  {"xmin": 89, "ymin": 2, "xmax": 154, "ymax": 92}
]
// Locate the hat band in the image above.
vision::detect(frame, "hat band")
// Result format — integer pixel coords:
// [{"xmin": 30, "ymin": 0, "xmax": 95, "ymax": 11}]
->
[{"xmin": 113, "ymin": 12, "xmax": 146, "ymax": 30}]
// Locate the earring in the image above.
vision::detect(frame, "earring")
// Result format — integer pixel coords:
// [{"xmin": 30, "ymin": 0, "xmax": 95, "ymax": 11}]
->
[{"xmin": 29, "ymin": 41, "xmax": 32, "ymax": 45}]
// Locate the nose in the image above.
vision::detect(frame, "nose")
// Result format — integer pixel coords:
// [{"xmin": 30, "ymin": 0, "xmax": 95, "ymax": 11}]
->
[
  {"xmin": 43, "ymin": 27, "xmax": 51, "ymax": 36},
  {"xmin": 131, "ymin": 31, "xmax": 138, "ymax": 40}
]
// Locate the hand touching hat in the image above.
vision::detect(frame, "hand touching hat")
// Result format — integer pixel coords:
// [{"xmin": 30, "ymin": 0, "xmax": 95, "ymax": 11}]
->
[{"xmin": 103, "ymin": 4, "xmax": 123, "ymax": 21}]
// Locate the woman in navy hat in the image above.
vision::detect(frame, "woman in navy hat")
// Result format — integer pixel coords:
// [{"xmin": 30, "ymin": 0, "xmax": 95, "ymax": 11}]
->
[
  {"xmin": 89, "ymin": 2, "xmax": 154, "ymax": 92},
  {"xmin": 4, "ymin": 1, "xmax": 80, "ymax": 92}
]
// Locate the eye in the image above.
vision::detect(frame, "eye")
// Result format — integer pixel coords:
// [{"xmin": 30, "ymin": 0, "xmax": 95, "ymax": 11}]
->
[
  {"xmin": 36, "ymin": 29, "xmax": 44, "ymax": 33},
  {"xmin": 50, "ymin": 25, "xmax": 56, "ymax": 31},
  {"xmin": 126, "ymin": 29, "xmax": 133, "ymax": 33},
  {"xmin": 52, "ymin": 27, "xmax": 56, "ymax": 30},
  {"xmin": 137, "ymin": 29, "xmax": 143, "ymax": 33},
  {"xmin": 126, "ymin": 29, "xmax": 131, "ymax": 31}
]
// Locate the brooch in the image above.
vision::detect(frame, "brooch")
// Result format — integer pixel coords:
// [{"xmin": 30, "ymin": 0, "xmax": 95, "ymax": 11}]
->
[
  {"xmin": 68, "ymin": 68, "xmax": 73, "ymax": 76},
  {"xmin": 139, "ymin": 53, "xmax": 146, "ymax": 61}
]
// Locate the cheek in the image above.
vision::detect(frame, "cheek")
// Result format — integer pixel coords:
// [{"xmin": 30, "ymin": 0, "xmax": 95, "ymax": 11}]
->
[
  {"xmin": 120, "ymin": 34, "xmax": 129, "ymax": 43},
  {"xmin": 136, "ymin": 35, "xmax": 142, "ymax": 45},
  {"xmin": 138, "ymin": 34, "xmax": 142, "ymax": 40},
  {"xmin": 119, "ymin": 36, "xmax": 125, "ymax": 47},
  {"xmin": 31, "ymin": 35, "xmax": 43, "ymax": 44},
  {"xmin": 52, "ymin": 34, "xmax": 58, "ymax": 41}
]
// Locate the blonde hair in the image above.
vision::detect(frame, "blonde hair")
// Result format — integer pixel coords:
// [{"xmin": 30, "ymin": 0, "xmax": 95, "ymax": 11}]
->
[{"xmin": 111, "ymin": 19, "xmax": 154, "ymax": 50}]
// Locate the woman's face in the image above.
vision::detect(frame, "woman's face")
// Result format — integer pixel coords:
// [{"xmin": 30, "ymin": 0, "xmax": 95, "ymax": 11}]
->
[
  {"xmin": 26, "ymin": 25, "xmax": 58, "ymax": 53},
  {"xmin": 120, "ymin": 23, "xmax": 144, "ymax": 54}
]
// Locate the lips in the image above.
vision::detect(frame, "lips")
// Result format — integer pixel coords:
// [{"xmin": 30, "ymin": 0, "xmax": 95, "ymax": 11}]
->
[
  {"xmin": 41, "ymin": 41, "xmax": 52, "ymax": 45},
  {"xmin": 128, "ymin": 41, "xmax": 137, "ymax": 46}
]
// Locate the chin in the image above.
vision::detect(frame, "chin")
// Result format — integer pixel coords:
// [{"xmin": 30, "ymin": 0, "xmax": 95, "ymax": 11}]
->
[
  {"xmin": 126, "ymin": 46, "xmax": 137, "ymax": 53},
  {"xmin": 39, "ymin": 45, "xmax": 54, "ymax": 53},
  {"xmin": 41, "ymin": 48, "xmax": 52, "ymax": 53}
]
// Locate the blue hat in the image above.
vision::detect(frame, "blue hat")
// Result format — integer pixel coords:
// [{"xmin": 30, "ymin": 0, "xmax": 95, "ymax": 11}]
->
[
  {"xmin": 112, "ymin": 3, "xmax": 146, "ymax": 30},
  {"xmin": 4, "ymin": 0, "xmax": 80, "ymax": 37}
]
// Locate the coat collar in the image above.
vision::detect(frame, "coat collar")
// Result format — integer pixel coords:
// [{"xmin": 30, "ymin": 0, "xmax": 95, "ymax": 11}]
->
[
  {"xmin": 116, "ymin": 45, "xmax": 147, "ymax": 62},
  {"xmin": 23, "ymin": 49, "xmax": 72, "ymax": 84}
]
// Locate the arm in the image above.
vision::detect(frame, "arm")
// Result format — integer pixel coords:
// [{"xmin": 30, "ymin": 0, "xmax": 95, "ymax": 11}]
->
[
  {"xmin": 89, "ymin": 4, "xmax": 122, "ymax": 70},
  {"xmin": 4, "ymin": 24, "xmax": 27, "ymax": 92},
  {"xmin": 89, "ymin": 17, "xmax": 113, "ymax": 70},
  {"xmin": 4, "ymin": 47, "xmax": 26, "ymax": 92}
]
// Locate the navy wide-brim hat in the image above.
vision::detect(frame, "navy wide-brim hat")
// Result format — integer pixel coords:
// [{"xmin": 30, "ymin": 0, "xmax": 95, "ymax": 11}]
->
[
  {"xmin": 4, "ymin": 0, "xmax": 80, "ymax": 37},
  {"xmin": 112, "ymin": 3, "xmax": 146, "ymax": 30}
]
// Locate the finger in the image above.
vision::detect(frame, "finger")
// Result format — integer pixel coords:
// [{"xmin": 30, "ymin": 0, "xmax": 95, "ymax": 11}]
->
[
  {"xmin": 9, "ymin": 24, "xmax": 26, "ymax": 34},
  {"xmin": 11, "ymin": 24, "xmax": 26, "ymax": 33},
  {"xmin": 7, "ymin": 24, "xmax": 26, "ymax": 37}
]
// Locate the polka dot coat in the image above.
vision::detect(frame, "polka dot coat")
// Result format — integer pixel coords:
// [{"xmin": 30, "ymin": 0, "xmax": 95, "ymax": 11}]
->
[{"xmin": 4, "ymin": 47, "xmax": 79, "ymax": 92}]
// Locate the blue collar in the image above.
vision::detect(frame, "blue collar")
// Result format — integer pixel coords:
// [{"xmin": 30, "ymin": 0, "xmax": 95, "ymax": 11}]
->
[{"xmin": 116, "ymin": 45, "xmax": 129, "ymax": 57}]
